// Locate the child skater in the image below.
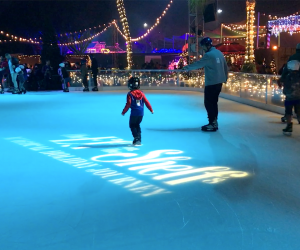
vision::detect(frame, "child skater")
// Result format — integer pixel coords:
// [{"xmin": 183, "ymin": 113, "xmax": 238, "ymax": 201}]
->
[{"xmin": 122, "ymin": 77, "xmax": 153, "ymax": 145}]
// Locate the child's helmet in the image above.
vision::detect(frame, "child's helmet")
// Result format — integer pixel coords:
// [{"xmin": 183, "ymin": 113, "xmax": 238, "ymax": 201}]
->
[{"xmin": 128, "ymin": 77, "xmax": 140, "ymax": 90}]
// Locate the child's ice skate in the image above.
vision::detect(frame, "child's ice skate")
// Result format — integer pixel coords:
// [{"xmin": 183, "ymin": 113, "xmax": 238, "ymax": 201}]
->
[
  {"xmin": 83, "ymin": 87, "xmax": 89, "ymax": 92},
  {"xmin": 135, "ymin": 140, "xmax": 141, "ymax": 146},
  {"xmin": 92, "ymin": 87, "xmax": 98, "ymax": 91},
  {"xmin": 63, "ymin": 88, "xmax": 69, "ymax": 92},
  {"xmin": 132, "ymin": 138, "xmax": 141, "ymax": 146},
  {"xmin": 283, "ymin": 122, "xmax": 293, "ymax": 136}
]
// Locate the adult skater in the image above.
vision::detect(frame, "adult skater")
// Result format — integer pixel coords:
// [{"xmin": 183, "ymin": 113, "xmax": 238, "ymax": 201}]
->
[
  {"xmin": 182, "ymin": 37, "xmax": 228, "ymax": 132},
  {"xmin": 277, "ymin": 60, "xmax": 300, "ymax": 135},
  {"xmin": 122, "ymin": 77, "xmax": 154, "ymax": 146},
  {"xmin": 279, "ymin": 43, "xmax": 300, "ymax": 123}
]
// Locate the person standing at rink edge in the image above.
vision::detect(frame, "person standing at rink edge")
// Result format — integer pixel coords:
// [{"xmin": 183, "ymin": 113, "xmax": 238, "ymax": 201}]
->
[
  {"xmin": 183, "ymin": 37, "xmax": 228, "ymax": 132},
  {"xmin": 90, "ymin": 55, "xmax": 99, "ymax": 91},
  {"xmin": 122, "ymin": 77, "xmax": 154, "ymax": 146}
]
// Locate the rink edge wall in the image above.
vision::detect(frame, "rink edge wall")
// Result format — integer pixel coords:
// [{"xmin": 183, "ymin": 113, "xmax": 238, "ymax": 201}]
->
[{"xmin": 69, "ymin": 86, "xmax": 285, "ymax": 115}]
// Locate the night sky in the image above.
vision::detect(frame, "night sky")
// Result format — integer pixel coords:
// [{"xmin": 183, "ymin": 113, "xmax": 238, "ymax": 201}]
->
[{"xmin": 0, "ymin": 0, "xmax": 299, "ymax": 45}]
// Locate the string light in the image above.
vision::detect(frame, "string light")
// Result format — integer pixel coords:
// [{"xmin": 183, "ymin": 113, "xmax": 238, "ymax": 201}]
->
[
  {"xmin": 131, "ymin": 0, "xmax": 173, "ymax": 42},
  {"xmin": 56, "ymin": 24, "xmax": 107, "ymax": 37},
  {"xmin": 0, "ymin": 31, "xmax": 40, "ymax": 44},
  {"xmin": 245, "ymin": 0, "xmax": 256, "ymax": 63},
  {"xmin": 58, "ymin": 23, "xmax": 113, "ymax": 46},
  {"xmin": 268, "ymin": 11, "xmax": 300, "ymax": 20}
]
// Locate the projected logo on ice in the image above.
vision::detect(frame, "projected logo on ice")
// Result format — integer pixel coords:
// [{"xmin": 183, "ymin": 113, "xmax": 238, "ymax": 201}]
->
[{"xmin": 6, "ymin": 135, "xmax": 249, "ymax": 197}]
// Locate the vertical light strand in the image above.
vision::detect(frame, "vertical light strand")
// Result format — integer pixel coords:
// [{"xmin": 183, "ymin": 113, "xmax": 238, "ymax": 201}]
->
[
  {"xmin": 245, "ymin": 0, "xmax": 256, "ymax": 63},
  {"xmin": 117, "ymin": 0, "xmax": 133, "ymax": 69}
]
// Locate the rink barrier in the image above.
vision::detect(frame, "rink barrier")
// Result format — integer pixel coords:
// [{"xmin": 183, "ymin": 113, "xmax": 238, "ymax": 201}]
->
[{"xmin": 67, "ymin": 70, "xmax": 284, "ymax": 115}]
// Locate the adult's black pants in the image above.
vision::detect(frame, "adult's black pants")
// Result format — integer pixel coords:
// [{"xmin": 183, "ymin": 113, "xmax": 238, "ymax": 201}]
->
[
  {"xmin": 92, "ymin": 73, "xmax": 97, "ymax": 87},
  {"xmin": 204, "ymin": 83, "xmax": 223, "ymax": 124},
  {"xmin": 129, "ymin": 116, "xmax": 143, "ymax": 140}
]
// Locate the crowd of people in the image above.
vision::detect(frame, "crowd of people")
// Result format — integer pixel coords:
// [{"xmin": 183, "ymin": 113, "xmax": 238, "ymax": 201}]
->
[
  {"xmin": 0, "ymin": 54, "xmax": 28, "ymax": 94},
  {"xmin": 0, "ymin": 55, "xmax": 100, "ymax": 94}
]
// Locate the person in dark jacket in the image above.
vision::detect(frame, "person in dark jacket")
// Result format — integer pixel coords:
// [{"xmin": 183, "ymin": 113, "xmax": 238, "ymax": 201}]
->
[
  {"xmin": 15, "ymin": 64, "xmax": 27, "ymax": 94},
  {"xmin": 0, "ymin": 56, "xmax": 8, "ymax": 94},
  {"xmin": 278, "ymin": 60, "xmax": 300, "ymax": 135},
  {"xmin": 81, "ymin": 59, "xmax": 89, "ymax": 91},
  {"xmin": 5, "ymin": 53, "xmax": 20, "ymax": 94},
  {"xmin": 183, "ymin": 37, "xmax": 228, "ymax": 132},
  {"xmin": 42, "ymin": 60, "xmax": 52, "ymax": 90},
  {"xmin": 58, "ymin": 63, "xmax": 70, "ymax": 92},
  {"xmin": 278, "ymin": 43, "xmax": 300, "ymax": 124},
  {"xmin": 122, "ymin": 77, "xmax": 154, "ymax": 145},
  {"xmin": 90, "ymin": 55, "xmax": 98, "ymax": 91}
]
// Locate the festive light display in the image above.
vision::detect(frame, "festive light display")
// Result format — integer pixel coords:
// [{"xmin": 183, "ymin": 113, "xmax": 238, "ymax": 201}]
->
[
  {"xmin": 117, "ymin": 0, "xmax": 133, "ymax": 69},
  {"xmin": 0, "ymin": 31, "xmax": 40, "ymax": 44},
  {"xmin": 268, "ymin": 14, "xmax": 300, "ymax": 36},
  {"xmin": 245, "ymin": 0, "xmax": 256, "ymax": 63},
  {"xmin": 67, "ymin": 70, "xmax": 284, "ymax": 106}
]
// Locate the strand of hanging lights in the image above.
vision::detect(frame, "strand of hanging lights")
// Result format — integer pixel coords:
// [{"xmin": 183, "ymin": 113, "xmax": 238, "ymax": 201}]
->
[
  {"xmin": 0, "ymin": 31, "xmax": 40, "ymax": 44},
  {"xmin": 131, "ymin": 0, "xmax": 173, "ymax": 42},
  {"xmin": 58, "ymin": 22, "xmax": 113, "ymax": 46}
]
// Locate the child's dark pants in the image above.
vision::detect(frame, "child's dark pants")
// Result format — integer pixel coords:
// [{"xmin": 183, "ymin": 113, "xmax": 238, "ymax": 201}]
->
[{"xmin": 129, "ymin": 116, "xmax": 143, "ymax": 141}]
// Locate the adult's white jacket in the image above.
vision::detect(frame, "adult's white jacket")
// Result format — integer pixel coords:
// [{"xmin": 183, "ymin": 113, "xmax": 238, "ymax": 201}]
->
[{"xmin": 184, "ymin": 47, "xmax": 228, "ymax": 86}]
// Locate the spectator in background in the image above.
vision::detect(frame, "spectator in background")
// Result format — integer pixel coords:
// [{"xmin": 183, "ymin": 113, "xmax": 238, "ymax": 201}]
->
[
  {"xmin": 32, "ymin": 64, "xmax": 43, "ymax": 90},
  {"xmin": 0, "ymin": 56, "xmax": 8, "ymax": 94},
  {"xmin": 278, "ymin": 63, "xmax": 287, "ymax": 75},
  {"xmin": 58, "ymin": 62, "xmax": 70, "ymax": 92},
  {"xmin": 90, "ymin": 55, "xmax": 98, "ymax": 91},
  {"xmin": 81, "ymin": 59, "xmax": 89, "ymax": 92},
  {"xmin": 256, "ymin": 61, "xmax": 266, "ymax": 74},
  {"xmin": 42, "ymin": 60, "xmax": 53, "ymax": 90},
  {"xmin": 5, "ymin": 53, "xmax": 20, "ymax": 94},
  {"xmin": 15, "ymin": 64, "xmax": 27, "ymax": 94}
]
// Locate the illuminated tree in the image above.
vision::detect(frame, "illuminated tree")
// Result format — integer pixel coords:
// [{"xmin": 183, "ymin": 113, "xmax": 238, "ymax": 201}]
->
[{"xmin": 116, "ymin": 0, "xmax": 133, "ymax": 69}]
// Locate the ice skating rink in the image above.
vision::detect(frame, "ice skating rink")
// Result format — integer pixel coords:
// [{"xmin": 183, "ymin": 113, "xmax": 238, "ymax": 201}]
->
[{"xmin": 1, "ymin": 90, "xmax": 300, "ymax": 250}]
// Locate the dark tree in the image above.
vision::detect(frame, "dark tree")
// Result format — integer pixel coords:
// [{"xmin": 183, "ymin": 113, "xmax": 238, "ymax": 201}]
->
[{"xmin": 40, "ymin": 17, "xmax": 62, "ymax": 71}]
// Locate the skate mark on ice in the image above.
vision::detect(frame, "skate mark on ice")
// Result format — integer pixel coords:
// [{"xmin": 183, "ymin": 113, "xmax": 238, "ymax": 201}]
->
[
  {"xmin": 225, "ymin": 201, "xmax": 244, "ymax": 249},
  {"xmin": 174, "ymin": 199, "xmax": 190, "ymax": 229},
  {"xmin": 207, "ymin": 198, "xmax": 221, "ymax": 217}
]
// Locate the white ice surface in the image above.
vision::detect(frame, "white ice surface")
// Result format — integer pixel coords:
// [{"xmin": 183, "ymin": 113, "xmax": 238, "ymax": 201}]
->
[{"xmin": 0, "ymin": 90, "xmax": 300, "ymax": 250}]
